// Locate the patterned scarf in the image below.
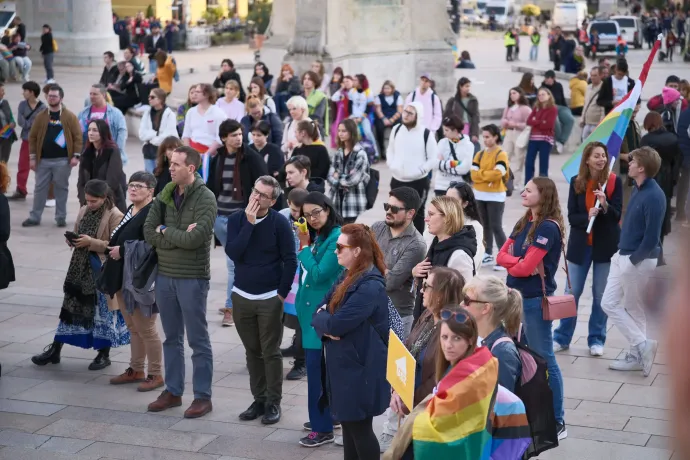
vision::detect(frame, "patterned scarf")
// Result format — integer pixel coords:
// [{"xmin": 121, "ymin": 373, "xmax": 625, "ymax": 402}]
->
[{"xmin": 59, "ymin": 205, "xmax": 106, "ymax": 328}]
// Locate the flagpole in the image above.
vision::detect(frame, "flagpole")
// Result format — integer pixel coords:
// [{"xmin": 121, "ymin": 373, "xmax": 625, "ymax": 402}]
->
[{"xmin": 586, "ymin": 156, "xmax": 616, "ymax": 234}]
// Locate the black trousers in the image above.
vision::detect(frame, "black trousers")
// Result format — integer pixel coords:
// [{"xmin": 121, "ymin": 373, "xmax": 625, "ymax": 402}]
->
[
  {"xmin": 477, "ymin": 200, "xmax": 507, "ymax": 255},
  {"xmin": 342, "ymin": 417, "xmax": 379, "ymax": 460},
  {"xmin": 391, "ymin": 176, "xmax": 430, "ymax": 234}
]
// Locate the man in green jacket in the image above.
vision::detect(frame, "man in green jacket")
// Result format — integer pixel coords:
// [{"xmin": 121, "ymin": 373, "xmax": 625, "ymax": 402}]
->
[{"xmin": 143, "ymin": 146, "xmax": 217, "ymax": 419}]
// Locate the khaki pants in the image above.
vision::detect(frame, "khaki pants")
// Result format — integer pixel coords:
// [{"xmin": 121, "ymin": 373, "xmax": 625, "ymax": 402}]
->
[
  {"xmin": 503, "ymin": 128, "xmax": 526, "ymax": 185},
  {"xmin": 117, "ymin": 291, "xmax": 162, "ymax": 375}
]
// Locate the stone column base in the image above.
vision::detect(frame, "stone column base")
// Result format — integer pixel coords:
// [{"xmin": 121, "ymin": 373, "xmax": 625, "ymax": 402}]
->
[{"xmin": 25, "ymin": 33, "xmax": 120, "ymax": 68}]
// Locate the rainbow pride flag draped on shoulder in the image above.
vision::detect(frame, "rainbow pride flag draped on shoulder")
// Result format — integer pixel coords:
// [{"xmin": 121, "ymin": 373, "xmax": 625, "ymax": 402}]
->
[
  {"xmin": 413, "ymin": 347, "xmax": 531, "ymax": 460},
  {"xmin": 561, "ymin": 36, "xmax": 663, "ymax": 182}
]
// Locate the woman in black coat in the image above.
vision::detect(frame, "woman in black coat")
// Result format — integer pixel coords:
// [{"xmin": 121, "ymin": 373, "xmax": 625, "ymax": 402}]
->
[
  {"xmin": 78, "ymin": 119, "xmax": 127, "ymax": 213},
  {"xmin": 111, "ymin": 61, "xmax": 143, "ymax": 115},
  {"xmin": 641, "ymin": 112, "xmax": 682, "ymax": 239},
  {"xmin": 0, "ymin": 163, "xmax": 15, "ymax": 292}
]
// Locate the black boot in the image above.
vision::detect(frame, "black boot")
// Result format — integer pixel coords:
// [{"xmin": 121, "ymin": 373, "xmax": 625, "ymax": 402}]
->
[
  {"xmin": 88, "ymin": 347, "xmax": 111, "ymax": 371},
  {"xmin": 286, "ymin": 361, "xmax": 307, "ymax": 380},
  {"xmin": 31, "ymin": 341, "xmax": 62, "ymax": 366},
  {"xmin": 280, "ymin": 334, "xmax": 297, "ymax": 358}
]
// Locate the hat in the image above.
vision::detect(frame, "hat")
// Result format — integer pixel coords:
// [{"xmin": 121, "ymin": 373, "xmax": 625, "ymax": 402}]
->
[
  {"xmin": 544, "ymin": 70, "xmax": 556, "ymax": 79},
  {"xmin": 662, "ymin": 86, "xmax": 681, "ymax": 105},
  {"xmin": 420, "ymin": 72, "xmax": 431, "ymax": 80}
]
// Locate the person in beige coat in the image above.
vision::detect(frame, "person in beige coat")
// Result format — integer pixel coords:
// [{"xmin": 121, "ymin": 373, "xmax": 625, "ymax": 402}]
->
[{"xmin": 31, "ymin": 179, "xmax": 130, "ymax": 371}]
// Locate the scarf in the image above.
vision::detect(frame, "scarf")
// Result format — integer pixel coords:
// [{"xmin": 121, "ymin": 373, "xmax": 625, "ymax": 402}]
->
[
  {"xmin": 59, "ymin": 205, "xmax": 106, "ymax": 328},
  {"xmin": 585, "ymin": 180, "xmax": 596, "ymax": 246},
  {"xmin": 406, "ymin": 310, "xmax": 439, "ymax": 361},
  {"xmin": 232, "ymin": 148, "xmax": 244, "ymax": 201}
]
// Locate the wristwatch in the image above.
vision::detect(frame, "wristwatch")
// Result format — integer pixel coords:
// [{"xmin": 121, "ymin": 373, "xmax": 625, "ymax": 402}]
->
[{"xmin": 158, "ymin": 225, "xmax": 167, "ymax": 234}]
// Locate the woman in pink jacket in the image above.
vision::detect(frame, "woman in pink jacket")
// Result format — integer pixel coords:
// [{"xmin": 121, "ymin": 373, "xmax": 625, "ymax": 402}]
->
[{"xmin": 501, "ymin": 88, "xmax": 533, "ymax": 186}]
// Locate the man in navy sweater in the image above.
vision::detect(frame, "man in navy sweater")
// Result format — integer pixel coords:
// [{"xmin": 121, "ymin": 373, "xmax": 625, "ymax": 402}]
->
[
  {"xmin": 601, "ymin": 146, "xmax": 666, "ymax": 377},
  {"xmin": 225, "ymin": 175, "xmax": 297, "ymax": 425}
]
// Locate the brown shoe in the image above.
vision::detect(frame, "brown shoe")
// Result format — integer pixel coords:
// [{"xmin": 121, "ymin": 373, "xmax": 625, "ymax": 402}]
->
[
  {"xmin": 147, "ymin": 390, "xmax": 182, "ymax": 412},
  {"xmin": 138, "ymin": 374, "xmax": 164, "ymax": 392},
  {"xmin": 222, "ymin": 309, "xmax": 234, "ymax": 327},
  {"xmin": 109, "ymin": 367, "xmax": 146, "ymax": 385},
  {"xmin": 184, "ymin": 399, "xmax": 213, "ymax": 419}
]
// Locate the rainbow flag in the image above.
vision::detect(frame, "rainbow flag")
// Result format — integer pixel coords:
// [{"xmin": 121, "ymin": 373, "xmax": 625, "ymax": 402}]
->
[
  {"xmin": 561, "ymin": 35, "xmax": 663, "ymax": 182},
  {"xmin": 0, "ymin": 125, "xmax": 14, "ymax": 140},
  {"xmin": 413, "ymin": 347, "xmax": 531, "ymax": 459}
]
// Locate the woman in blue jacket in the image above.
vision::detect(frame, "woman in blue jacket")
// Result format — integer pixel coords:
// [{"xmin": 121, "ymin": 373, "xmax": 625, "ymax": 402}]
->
[
  {"xmin": 554, "ymin": 141, "xmax": 622, "ymax": 357},
  {"xmin": 312, "ymin": 223, "xmax": 390, "ymax": 459},
  {"xmin": 295, "ymin": 192, "xmax": 344, "ymax": 448}
]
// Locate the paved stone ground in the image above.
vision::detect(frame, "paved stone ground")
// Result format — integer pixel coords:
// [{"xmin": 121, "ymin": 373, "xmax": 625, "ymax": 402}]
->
[{"xmin": 0, "ymin": 35, "xmax": 683, "ymax": 459}]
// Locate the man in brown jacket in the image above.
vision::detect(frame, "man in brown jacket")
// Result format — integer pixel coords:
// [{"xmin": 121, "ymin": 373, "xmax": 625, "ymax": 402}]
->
[{"xmin": 22, "ymin": 84, "xmax": 82, "ymax": 228}]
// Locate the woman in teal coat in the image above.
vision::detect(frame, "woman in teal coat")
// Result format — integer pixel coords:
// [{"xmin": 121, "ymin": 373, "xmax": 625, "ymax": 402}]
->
[{"xmin": 295, "ymin": 191, "xmax": 344, "ymax": 448}]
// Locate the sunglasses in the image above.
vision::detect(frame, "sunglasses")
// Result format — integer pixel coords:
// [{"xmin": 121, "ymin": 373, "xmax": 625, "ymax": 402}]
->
[
  {"xmin": 440, "ymin": 309, "xmax": 470, "ymax": 324},
  {"xmin": 463, "ymin": 295, "xmax": 489, "ymax": 306},
  {"xmin": 383, "ymin": 203, "xmax": 406, "ymax": 214},
  {"xmin": 421, "ymin": 280, "xmax": 434, "ymax": 292},
  {"xmin": 335, "ymin": 243, "xmax": 352, "ymax": 253}
]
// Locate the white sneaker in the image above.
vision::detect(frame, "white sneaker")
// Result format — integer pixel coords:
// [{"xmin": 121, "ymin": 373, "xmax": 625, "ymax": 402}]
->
[
  {"xmin": 638, "ymin": 339, "xmax": 658, "ymax": 377},
  {"xmin": 482, "ymin": 254, "xmax": 494, "ymax": 266},
  {"xmin": 609, "ymin": 352, "xmax": 643, "ymax": 371},
  {"xmin": 493, "ymin": 264, "xmax": 506, "ymax": 271},
  {"xmin": 45, "ymin": 199, "xmax": 56, "ymax": 208},
  {"xmin": 45, "ymin": 79, "xmax": 56, "ymax": 84},
  {"xmin": 378, "ymin": 433, "xmax": 394, "ymax": 453},
  {"xmin": 553, "ymin": 342, "xmax": 568, "ymax": 353},
  {"xmin": 334, "ymin": 435, "xmax": 343, "ymax": 446},
  {"xmin": 556, "ymin": 141, "xmax": 564, "ymax": 153},
  {"xmin": 589, "ymin": 344, "xmax": 604, "ymax": 356},
  {"xmin": 557, "ymin": 423, "xmax": 568, "ymax": 440}
]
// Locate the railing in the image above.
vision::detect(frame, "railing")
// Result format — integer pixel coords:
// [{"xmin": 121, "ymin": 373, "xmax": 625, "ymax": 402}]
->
[{"xmin": 185, "ymin": 27, "xmax": 212, "ymax": 50}]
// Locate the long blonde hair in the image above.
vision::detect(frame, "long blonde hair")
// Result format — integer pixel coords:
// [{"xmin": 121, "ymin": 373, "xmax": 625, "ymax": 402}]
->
[{"xmin": 464, "ymin": 276, "xmax": 523, "ymax": 337}]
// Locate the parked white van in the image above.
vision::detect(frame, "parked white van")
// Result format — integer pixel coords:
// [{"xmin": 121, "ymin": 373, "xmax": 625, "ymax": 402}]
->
[
  {"xmin": 552, "ymin": 1, "xmax": 588, "ymax": 33},
  {"xmin": 611, "ymin": 15, "xmax": 643, "ymax": 49}
]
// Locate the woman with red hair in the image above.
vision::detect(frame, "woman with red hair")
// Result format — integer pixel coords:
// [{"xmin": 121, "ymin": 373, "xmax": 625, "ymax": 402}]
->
[
  {"xmin": 312, "ymin": 224, "xmax": 390, "ymax": 457},
  {"xmin": 275, "ymin": 64, "xmax": 303, "ymax": 121}
]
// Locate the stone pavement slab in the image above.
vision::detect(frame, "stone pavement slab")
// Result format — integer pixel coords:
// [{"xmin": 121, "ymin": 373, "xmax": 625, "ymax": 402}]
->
[{"xmin": 36, "ymin": 436, "xmax": 95, "ymax": 454}]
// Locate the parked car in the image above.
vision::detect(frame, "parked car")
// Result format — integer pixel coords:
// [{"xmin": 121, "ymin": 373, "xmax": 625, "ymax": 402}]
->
[
  {"xmin": 587, "ymin": 20, "xmax": 621, "ymax": 53},
  {"xmin": 461, "ymin": 8, "xmax": 488, "ymax": 25},
  {"xmin": 611, "ymin": 15, "xmax": 643, "ymax": 49}
]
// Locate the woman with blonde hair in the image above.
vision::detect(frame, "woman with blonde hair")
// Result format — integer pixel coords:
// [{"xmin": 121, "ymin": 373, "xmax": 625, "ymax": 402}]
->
[
  {"xmin": 463, "ymin": 275, "xmax": 523, "ymax": 391},
  {"xmin": 282, "ymin": 95, "xmax": 311, "ymax": 156},
  {"xmin": 525, "ymin": 88, "xmax": 558, "ymax": 182},
  {"xmin": 215, "ymin": 80, "xmax": 245, "ymax": 122},
  {"xmin": 412, "ymin": 195, "xmax": 478, "ymax": 322}
]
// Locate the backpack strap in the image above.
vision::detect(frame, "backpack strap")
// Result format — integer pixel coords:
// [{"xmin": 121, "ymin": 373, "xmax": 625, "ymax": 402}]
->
[
  {"xmin": 393, "ymin": 124, "xmax": 402, "ymax": 139},
  {"xmin": 448, "ymin": 140, "xmax": 458, "ymax": 161},
  {"xmin": 423, "ymin": 129, "xmax": 430, "ymax": 160},
  {"xmin": 411, "ymin": 91, "xmax": 416, "ymax": 102}
]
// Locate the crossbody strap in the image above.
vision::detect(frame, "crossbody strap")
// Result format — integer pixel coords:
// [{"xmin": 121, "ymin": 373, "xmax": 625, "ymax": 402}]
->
[{"xmin": 536, "ymin": 219, "xmax": 572, "ymax": 295}]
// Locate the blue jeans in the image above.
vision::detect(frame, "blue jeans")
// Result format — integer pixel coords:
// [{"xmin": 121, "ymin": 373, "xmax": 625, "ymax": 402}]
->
[
  {"xmin": 144, "ymin": 158, "xmax": 156, "ymax": 174},
  {"xmin": 274, "ymin": 91, "xmax": 290, "ymax": 119},
  {"xmin": 525, "ymin": 140, "xmax": 551, "ymax": 182},
  {"xmin": 553, "ymin": 247, "xmax": 610, "ymax": 348},
  {"xmin": 522, "ymin": 296, "xmax": 564, "ymax": 424},
  {"xmin": 306, "ymin": 348, "xmax": 334, "ymax": 433},
  {"xmin": 214, "ymin": 214, "xmax": 235, "ymax": 309},
  {"xmin": 156, "ymin": 274, "xmax": 213, "ymax": 399},
  {"xmin": 555, "ymin": 106, "xmax": 575, "ymax": 145},
  {"xmin": 148, "ymin": 59, "xmax": 157, "ymax": 75},
  {"xmin": 530, "ymin": 44, "xmax": 539, "ymax": 60}
]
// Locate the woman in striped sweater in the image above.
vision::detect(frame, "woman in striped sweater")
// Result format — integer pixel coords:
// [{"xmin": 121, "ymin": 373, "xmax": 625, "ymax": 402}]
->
[{"xmin": 525, "ymin": 88, "xmax": 558, "ymax": 183}]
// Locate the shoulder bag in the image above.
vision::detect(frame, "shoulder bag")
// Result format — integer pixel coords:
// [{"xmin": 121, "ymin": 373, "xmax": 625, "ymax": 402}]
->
[{"xmin": 537, "ymin": 223, "xmax": 577, "ymax": 321}]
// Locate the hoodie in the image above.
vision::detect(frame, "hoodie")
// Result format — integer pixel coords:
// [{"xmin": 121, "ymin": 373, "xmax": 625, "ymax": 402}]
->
[
  {"xmin": 404, "ymin": 87, "xmax": 442, "ymax": 131},
  {"xmin": 386, "ymin": 101, "xmax": 439, "ymax": 182}
]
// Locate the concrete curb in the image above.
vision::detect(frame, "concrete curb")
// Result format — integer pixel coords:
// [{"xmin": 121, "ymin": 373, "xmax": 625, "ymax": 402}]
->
[{"xmin": 511, "ymin": 65, "xmax": 573, "ymax": 80}]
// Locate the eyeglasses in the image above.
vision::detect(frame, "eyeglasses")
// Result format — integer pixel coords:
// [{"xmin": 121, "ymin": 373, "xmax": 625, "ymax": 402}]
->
[
  {"xmin": 127, "ymin": 183, "xmax": 151, "ymax": 190},
  {"xmin": 462, "ymin": 295, "xmax": 489, "ymax": 306},
  {"xmin": 335, "ymin": 243, "xmax": 352, "ymax": 253},
  {"xmin": 421, "ymin": 280, "xmax": 434, "ymax": 292},
  {"xmin": 251, "ymin": 187, "xmax": 273, "ymax": 201},
  {"xmin": 440, "ymin": 309, "xmax": 470, "ymax": 323},
  {"xmin": 383, "ymin": 203, "xmax": 406, "ymax": 214},
  {"xmin": 303, "ymin": 208, "xmax": 324, "ymax": 220},
  {"xmin": 148, "ymin": 95, "xmax": 156, "ymax": 100}
]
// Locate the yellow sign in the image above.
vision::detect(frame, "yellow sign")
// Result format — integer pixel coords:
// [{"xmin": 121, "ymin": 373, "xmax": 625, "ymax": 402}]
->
[{"xmin": 386, "ymin": 329, "xmax": 416, "ymax": 411}]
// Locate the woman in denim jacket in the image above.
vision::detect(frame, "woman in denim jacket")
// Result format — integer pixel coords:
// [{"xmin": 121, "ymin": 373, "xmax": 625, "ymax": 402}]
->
[{"xmin": 463, "ymin": 275, "xmax": 523, "ymax": 392}]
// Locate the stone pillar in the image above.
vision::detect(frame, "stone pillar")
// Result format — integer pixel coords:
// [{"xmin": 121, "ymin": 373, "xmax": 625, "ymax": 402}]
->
[
  {"xmin": 19, "ymin": 0, "xmax": 120, "ymax": 67},
  {"xmin": 263, "ymin": 0, "xmax": 455, "ymax": 95}
]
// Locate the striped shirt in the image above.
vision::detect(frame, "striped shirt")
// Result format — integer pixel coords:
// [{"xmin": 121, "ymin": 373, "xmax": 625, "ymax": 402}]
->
[
  {"xmin": 111, "ymin": 207, "xmax": 133, "ymax": 238},
  {"xmin": 217, "ymin": 154, "xmax": 244, "ymax": 215}
]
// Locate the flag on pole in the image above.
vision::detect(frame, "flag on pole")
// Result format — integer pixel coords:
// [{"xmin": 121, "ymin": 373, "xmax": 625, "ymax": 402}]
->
[{"xmin": 561, "ymin": 35, "xmax": 663, "ymax": 182}]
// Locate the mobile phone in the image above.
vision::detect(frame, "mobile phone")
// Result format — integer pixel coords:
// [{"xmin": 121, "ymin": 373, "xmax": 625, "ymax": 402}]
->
[{"xmin": 64, "ymin": 231, "xmax": 79, "ymax": 244}]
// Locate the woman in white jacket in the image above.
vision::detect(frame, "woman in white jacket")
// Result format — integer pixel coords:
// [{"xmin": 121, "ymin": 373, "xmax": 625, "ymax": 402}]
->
[
  {"xmin": 434, "ymin": 115, "xmax": 475, "ymax": 196},
  {"xmin": 138, "ymin": 88, "xmax": 179, "ymax": 173}
]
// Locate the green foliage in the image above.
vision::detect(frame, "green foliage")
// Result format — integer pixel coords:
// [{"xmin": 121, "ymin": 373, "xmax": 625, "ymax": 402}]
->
[
  {"xmin": 247, "ymin": 0, "xmax": 272, "ymax": 34},
  {"xmin": 145, "ymin": 4, "xmax": 155, "ymax": 18},
  {"xmin": 203, "ymin": 6, "xmax": 225, "ymax": 25},
  {"xmin": 644, "ymin": 0, "xmax": 665, "ymax": 10},
  {"xmin": 210, "ymin": 31, "xmax": 245, "ymax": 46}
]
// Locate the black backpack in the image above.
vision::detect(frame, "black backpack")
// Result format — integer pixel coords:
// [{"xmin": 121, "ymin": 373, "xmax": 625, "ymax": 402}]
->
[
  {"xmin": 492, "ymin": 329, "xmax": 559, "ymax": 459},
  {"xmin": 658, "ymin": 105, "xmax": 677, "ymax": 134},
  {"xmin": 365, "ymin": 166, "xmax": 379, "ymax": 210}
]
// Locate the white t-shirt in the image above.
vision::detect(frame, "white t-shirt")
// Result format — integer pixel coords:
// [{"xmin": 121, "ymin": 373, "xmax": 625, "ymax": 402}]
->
[
  {"xmin": 181, "ymin": 105, "xmax": 227, "ymax": 147},
  {"xmin": 374, "ymin": 94, "xmax": 403, "ymax": 107},
  {"xmin": 612, "ymin": 76, "xmax": 629, "ymax": 103}
]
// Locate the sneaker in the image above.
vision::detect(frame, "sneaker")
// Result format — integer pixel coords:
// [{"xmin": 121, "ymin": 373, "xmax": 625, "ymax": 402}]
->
[
  {"xmin": 589, "ymin": 344, "xmax": 604, "ymax": 356},
  {"xmin": 683, "ymin": 221, "xmax": 690, "ymax": 229},
  {"xmin": 553, "ymin": 342, "xmax": 569, "ymax": 353},
  {"xmin": 46, "ymin": 199, "xmax": 56, "ymax": 208},
  {"xmin": 22, "ymin": 218, "xmax": 40, "ymax": 227},
  {"xmin": 303, "ymin": 421, "xmax": 341, "ymax": 431},
  {"xmin": 557, "ymin": 422, "xmax": 568, "ymax": 440},
  {"xmin": 493, "ymin": 264, "xmax": 506, "ymax": 271},
  {"xmin": 378, "ymin": 433, "xmax": 395, "ymax": 453},
  {"xmin": 222, "ymin": 309, "xmax": 234, "ymax": 327},
  {"xmin": 637, "ymin": 339, "xmax": 658, "ymax": 377},
  {"xmin": 218, "ymin": 307, "xmax": 228, "ymax": 314},
  {"xmin": 56, "ymin": 218, "xmax": 67, "ymax": 228},
  {"xmin": 299, "ymin": 432, "xmax": 335, "ymax": 447},
  {"xmin": 556, "ymin": 142, "xmax": 564, "ymax": 153},
  {"xmin": 286, "ymin": 362, "xmax": 307, "ymax": 380},
  {"xmin": 7, "ymin": 191, "xmax": 26, "ymax": 201},
  {"xmin": 609, "ymin": 352, "xmax": 643, "ymax": 371},
  {"xmin": 334, "ymin": 435, "xmax": 343, "ymax": 446},
  {"xmin": 482, "ymin": 254, "xmax": 494, "ymax": 266}
]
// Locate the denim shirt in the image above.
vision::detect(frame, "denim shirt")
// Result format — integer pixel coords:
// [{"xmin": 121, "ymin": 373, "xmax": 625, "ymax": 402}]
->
[{"xmin": 482, "ymin": 325, "xmax": 521, "ymax": 393}]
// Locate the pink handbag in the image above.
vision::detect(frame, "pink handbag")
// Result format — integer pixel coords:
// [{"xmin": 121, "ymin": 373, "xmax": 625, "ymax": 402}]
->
[{"xmin": 537, "ymin": 231, "xmax": 577, "ymax": 321}]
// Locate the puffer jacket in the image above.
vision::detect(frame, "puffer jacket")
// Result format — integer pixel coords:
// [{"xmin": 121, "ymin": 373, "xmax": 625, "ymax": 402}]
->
[{"xmin": 143, "ymin": 174, "xmax": 217, "ymax": 279}]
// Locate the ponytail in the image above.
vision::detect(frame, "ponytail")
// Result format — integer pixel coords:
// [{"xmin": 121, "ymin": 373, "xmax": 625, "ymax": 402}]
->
[
  {"xmin": 466, "ymin": 276, "xmax": 523, "ymax": 337},
  {"xmin": 503, "ymin": 288, "xmax": 523, "ymax": 337},
  {"xmin": 297, "ymin": 119, "xmax": 320, "ymax": 142}
]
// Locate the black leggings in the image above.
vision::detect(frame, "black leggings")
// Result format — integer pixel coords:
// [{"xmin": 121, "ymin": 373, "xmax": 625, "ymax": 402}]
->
[
  {"xmin": 341, "ymin": 417, "xmax": 379, "ymax": 460},
  {"xmin": 477, "ymin": 200, "xmax": 507, "ymax": 254}
]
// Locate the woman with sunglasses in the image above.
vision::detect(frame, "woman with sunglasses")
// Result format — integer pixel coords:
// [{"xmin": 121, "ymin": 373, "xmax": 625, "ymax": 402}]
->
[
  {"xmin": 412, "ymin": 196, "xmax": 477, "ymax": 321},
  {"xmin": 434, "ymin": 115, "xmax": 474, "ymax": 196},
  {"xmin": 380, "ymin": 267, "xmax": 464, "ymax": 452},
  {"xmin": 496, "ymin": 176, "xmax": 567, "ymax": 440},
  {"xmin": 139, "ymin": 88, "xmax": 179, "ymax": 174},
  {"xmin": 294, "ymin": 192, "xmax": 344, "ymax": 447},
  {"xmin": 312, "ymin": 224, "xmax": 390, "ymax": 459},
  {"xmin": 285, "ymin": 155, "xmax": 325, "ymax": 194},
  {"xmin": 463, "ymin": 275, "xmax": 523, "ymax": 392}
]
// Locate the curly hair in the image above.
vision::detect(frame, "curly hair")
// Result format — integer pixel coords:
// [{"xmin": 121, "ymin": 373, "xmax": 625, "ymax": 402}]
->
[
  {"xmin": 0, "ymin": 162, "xmax": 9, "ymax": 194},
  {"xmin": 512, "ymin": 177, "xmax": 565, "ymax": 246}
]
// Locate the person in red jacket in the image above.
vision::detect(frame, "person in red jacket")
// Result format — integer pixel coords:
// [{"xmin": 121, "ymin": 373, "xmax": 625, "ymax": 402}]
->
[
  {"xmin": 647, "ymin": 75, "xmax": 688, "ymax": 112},
  {"xmin": 524, "ymin": 88, "xmax": 559, "ymax": 183}
]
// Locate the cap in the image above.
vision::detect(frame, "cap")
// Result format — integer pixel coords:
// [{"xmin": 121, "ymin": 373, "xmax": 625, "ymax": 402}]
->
[
  {"xmin": 544, "ymin": 70, "xmax": 556, "ymax": 78},
  {"xmin": 420, "ymin": 72, "xmax": 431, "ymax": 80}
]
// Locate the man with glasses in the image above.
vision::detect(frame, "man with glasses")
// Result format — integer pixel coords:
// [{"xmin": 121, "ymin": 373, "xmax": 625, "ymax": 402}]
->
[
  {"xmin": 143, "ymin": 145, "xmax": 217, "ymax": 419},
  {"xmin": 22, "ymin": 84, "xmax": 82, "ymax": 228},
  {"xmin": 77, "ymin": 84, "xmax": 128, "ymax": 165},
  {"xmin": 225, "ymin": 176, "xmax": 297, "ymax": 425}
]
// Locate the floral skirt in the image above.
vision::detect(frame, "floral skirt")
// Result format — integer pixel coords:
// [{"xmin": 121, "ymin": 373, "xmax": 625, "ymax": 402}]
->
[{"xmin": 54, "ymin": 254, "xmax": 130, "ymax": 350}]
